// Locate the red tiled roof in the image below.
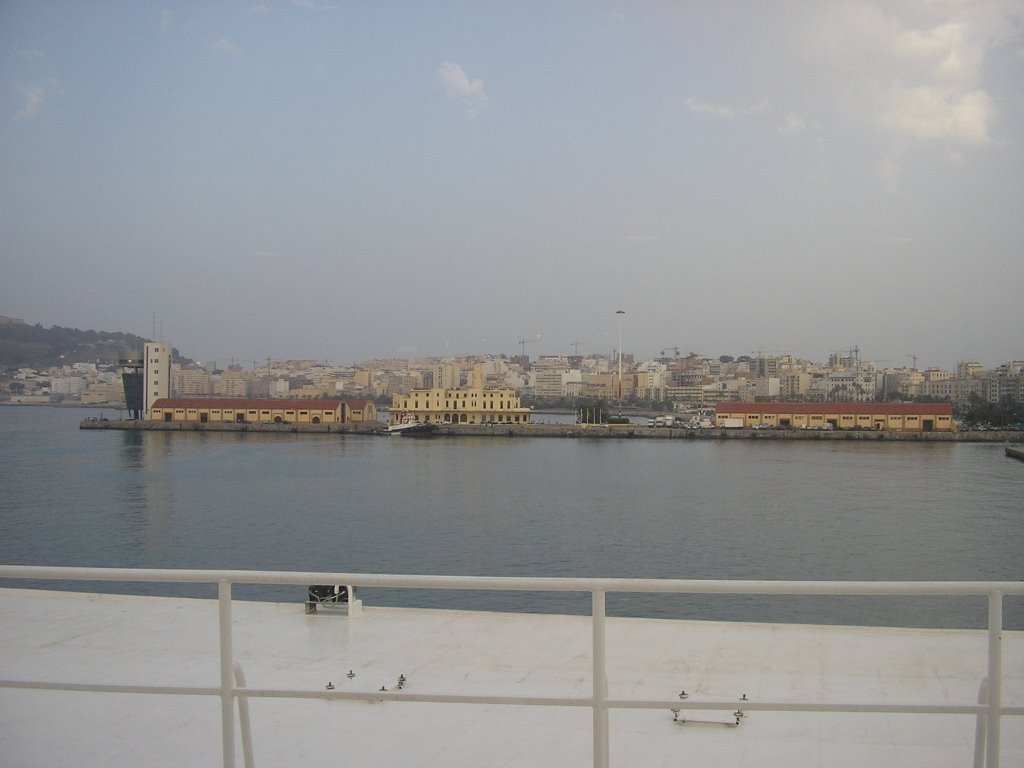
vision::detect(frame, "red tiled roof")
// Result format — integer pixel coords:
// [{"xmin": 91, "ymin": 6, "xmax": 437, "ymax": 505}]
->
[
  {"xmin": 151, "ymin": 398, "xmax": 343, "ymax": 410},
  {"xmin": 343, "ymin": 399, "xmax": 372, "ymax": 409},
  {"xmin": 714, "ymin": 402, "xmax": 952, "ymax": 416}
]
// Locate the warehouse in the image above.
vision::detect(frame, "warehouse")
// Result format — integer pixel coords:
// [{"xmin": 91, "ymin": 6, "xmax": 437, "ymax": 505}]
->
[
  {"xmin": 713, "ymin": 402, "xmax": 954, "ymax": 431},
  {"xmin": 150, "ymin": 398, "xmax": 346, "ymax": 425}
]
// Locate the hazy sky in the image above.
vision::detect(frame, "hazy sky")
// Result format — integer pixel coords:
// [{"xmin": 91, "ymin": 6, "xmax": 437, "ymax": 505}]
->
[{"xmin": 2, "ymin": 2, "xmax": 1022, "ymax": 369}]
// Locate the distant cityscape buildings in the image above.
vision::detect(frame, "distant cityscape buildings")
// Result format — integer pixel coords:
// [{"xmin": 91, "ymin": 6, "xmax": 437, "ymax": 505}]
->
[{"xmin": 3, "ymin": 342, "xmax": 1023, "ymax": 423}]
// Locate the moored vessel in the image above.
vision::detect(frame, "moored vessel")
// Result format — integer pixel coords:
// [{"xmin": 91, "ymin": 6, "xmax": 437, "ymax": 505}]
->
[{"xmin": 387, "ymin": 412, "xmax": 436, "ymax": 436}]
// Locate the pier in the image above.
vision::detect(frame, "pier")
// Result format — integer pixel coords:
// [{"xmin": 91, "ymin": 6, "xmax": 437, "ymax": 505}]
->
[{"xmin": 79, "ymin": 417, "xmax": 1024, "ymax": 443}]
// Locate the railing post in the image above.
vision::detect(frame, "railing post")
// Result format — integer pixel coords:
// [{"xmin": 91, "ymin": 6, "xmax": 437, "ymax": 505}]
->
[
  {"xmin": 592, "ymin": 589, "xmax": 609, "ymax": 768},
  {"xmin": 234, "ymin": 663, "xmax": 255, "ymax": 768},
  {"xmin": 219, "ymin": 580, "xmax": 236, "ymax": 768},
  {"xmin": 974, "ymin": 677, "xmax": 987, "ymax": 768},
  {"xmin": 986, "ymin": 591, "xmax": 1002, "ymax": 768}
]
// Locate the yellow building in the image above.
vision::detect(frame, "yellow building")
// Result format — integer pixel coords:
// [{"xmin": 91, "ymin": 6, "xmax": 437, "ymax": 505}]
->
[
  {"xmin": 714, "ymin": 402, "xmax": 954, "ymax": 432},
  {"xmin": 344, "ymin": 399, "xmax": 378, "ymax": 422},
  {"xmin": 151, "ymin": 398, "xmax": 345, "ymax": 425},
  {"xmin": 582, "ymin": 373, "xmax": 636, "ymax": 401},
  {"xmin": 390, "ymin": 387, "xmax": 532, "ymax": 425}
]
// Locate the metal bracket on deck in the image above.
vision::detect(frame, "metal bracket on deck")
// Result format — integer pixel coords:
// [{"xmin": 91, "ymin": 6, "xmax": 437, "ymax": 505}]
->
[
  {"xmin": 670, "ymin": 692, "xmax": 747, "ymax": 727},
  {"xmin": 382, "ymin": 673, "xmax": 407, "ymax": 692},
  {"xmin": 369, "ymin": 673, "xmax": 408, "ymax": 703}
]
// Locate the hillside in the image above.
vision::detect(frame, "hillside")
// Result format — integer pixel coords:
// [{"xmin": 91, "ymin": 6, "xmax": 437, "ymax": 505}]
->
[{"xmin": 0, "ymin": 316, "xmax": 187, "ymax": 368}]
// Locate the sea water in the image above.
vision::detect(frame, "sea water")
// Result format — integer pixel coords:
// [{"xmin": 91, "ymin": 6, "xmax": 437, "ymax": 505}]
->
[{"xmin": 1, "ymin": 406, "xmax": 1021, "ymax": 628}]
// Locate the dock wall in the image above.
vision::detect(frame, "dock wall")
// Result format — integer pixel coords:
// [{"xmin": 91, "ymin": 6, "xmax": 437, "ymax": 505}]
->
[{"xmin": 79, "ymin": 419, "xmax": 1024, "ymax": 443}]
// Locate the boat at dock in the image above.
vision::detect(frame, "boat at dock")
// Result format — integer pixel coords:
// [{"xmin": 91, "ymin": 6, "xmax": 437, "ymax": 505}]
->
[{"xmin": 387, "ymin": 412, "xmax": 435, "ymax": 436}]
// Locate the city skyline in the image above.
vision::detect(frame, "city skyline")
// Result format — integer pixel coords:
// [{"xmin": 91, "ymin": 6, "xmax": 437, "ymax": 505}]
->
[
  {"xmin": 0, "ymin": 311, "xmax": 1020, "ymax": 374},
  {"xmin": 2, "ymin": 2, "xmax": 1022, "ymax": 371}
]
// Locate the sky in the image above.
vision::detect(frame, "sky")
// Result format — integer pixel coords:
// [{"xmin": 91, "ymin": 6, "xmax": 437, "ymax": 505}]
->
[{"xmin": 1, "ymin": 1, "xmax": 1022, "ymax": 370}]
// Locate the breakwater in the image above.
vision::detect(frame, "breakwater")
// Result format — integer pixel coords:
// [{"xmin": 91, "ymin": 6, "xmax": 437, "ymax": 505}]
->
[{"xmin": 79, "ymin": 418, "xmax": 1023, "ymax": 442}]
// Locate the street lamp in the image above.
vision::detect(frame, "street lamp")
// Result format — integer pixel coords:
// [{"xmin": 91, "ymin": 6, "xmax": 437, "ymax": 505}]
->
[{"xmin": 616, "ymin": 310, "xmax": 626, "ymax": 416}]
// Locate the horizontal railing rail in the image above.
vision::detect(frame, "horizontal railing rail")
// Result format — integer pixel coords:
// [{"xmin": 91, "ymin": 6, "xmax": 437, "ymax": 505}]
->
[{"xmin": 1, "ymin": 565, "xmax": 1021, "ymax": 768}]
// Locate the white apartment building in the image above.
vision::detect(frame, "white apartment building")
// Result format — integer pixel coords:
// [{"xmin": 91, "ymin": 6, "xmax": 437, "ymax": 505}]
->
[
  {"xmin": 922, "ymin": 379, "xmax": 953, "ymax": 399},
  {"xmin": 144, "ymin": 342, "xmax": 172, "ymax": 416},
  {"xmin": 955, "ymin": 361, "xmax": 984, "ymax": 379},
  {"xmin": 755, "ymin": 377, "xmax": 781, "ymax": 399},
  {"xmin": 532, "ymin": 367, "xmax": 569, "ymax": 398},
  {"xmin": 173, "ymin": 368, "xmax": 212, "ymax": 396},
  {"xmin": 432, "ymin": 363, "xmax": 461, "ymax": 390},
  {"xmin": 51, "ymin": 376, "xmax": 86, "ymax": 397},
  {"xmin": 812, "ymin": 371, "xmax": 878, "ymax": 402},
  {"xmin": 214, "ymin": 371, "xmax": 252, "ymax": 398},
  {"xmin": 781, "ymin": 372, "xmax": 810, "ymax": 398}
]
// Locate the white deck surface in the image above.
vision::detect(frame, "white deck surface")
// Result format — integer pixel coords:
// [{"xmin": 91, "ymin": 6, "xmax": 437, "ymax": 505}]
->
[{"xmin": 1, "ymin": 588, "xmax": 1021, "ymax": 767}]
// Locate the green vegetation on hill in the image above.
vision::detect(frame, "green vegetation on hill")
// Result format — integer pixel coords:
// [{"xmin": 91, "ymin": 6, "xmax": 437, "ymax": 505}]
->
[{"xmin": 0, "ymin": 317, "xmax": 188, "ymax": 368}]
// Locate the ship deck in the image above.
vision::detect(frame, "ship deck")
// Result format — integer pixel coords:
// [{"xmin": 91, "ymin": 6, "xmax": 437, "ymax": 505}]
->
[{"xmin": 1, "ymin": 587, "xmax": 1022, "ymax": 767}]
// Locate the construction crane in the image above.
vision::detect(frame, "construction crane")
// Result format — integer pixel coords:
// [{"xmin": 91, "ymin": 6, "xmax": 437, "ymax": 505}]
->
[
  {"xmin": 517, "ymin": 334, "xmax": 541, "ymax": 357},
  {"xmin": 906, "ymin": 354, "xmax": 918, "ymax": 369},
  {"xmin": 570, "ymin": 340, "xmax": 589, "ymax": 356},
  {"xmin": 660, "ymin": 346, "xmax": 680, "ymax": 359}
]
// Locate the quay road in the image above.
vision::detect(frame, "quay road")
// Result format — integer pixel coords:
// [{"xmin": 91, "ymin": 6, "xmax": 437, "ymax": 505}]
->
[{"xmin": 80, "ymin": 418, "xmax": 1024, "ymax": 443}]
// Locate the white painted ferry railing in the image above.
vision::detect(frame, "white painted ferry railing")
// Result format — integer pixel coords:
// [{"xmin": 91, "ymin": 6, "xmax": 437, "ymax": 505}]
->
[{"xmin": 1, "ymin": 567, "xmax": 1021, "ymax": 768}]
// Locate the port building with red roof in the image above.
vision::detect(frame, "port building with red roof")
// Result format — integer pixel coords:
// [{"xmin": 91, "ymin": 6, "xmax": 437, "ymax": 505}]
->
[
  {"xmin": 713, "ymin": 402, "xmax": 954, "ymax": 431},
  {"xmin": 149, "ymin": 398, "xmax": 377, "ymax": 425}
]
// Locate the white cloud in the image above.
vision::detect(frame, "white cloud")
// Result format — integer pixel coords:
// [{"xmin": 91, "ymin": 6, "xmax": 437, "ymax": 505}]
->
[
  {"xmin": 686, "ymin": 97, "xmax": 767, "ymax": 119},
  {"xmin": 895, "ymin": 23, "xmax": 980, "ymax": 81},
  {"xmin": 291, "ymin": 0, "xmax": 335, "ymax": 10},
  {"xmin": 882, "ymin": 85, "xmax": 993, "ymax": 144},
  {"xmin": 802, "ymin": 2, "xmax": 1013, "ymax": 156},
  {"xmin": 438, "ymin": 62, "xmax": 487, "ymax": 118},
  {"xmin": 212, "ymin": 38, "xmax": 240, "ymax": 56},
  {"xmin": 16, "ymin": 49, "xmax": 45, "ymax": 61},
  {"xmin": 777, "ymin": 112, "xmax": 807, "ymax": 135},
  {"xmin": 14, "ymin": 82, "xmax": 45, "ymax": 120}
]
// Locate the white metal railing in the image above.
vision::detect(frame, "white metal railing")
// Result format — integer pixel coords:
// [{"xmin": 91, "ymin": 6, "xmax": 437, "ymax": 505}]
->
[{"xmin": 0, "ymin": 566, "xmax": 1021, "ymax": 768}]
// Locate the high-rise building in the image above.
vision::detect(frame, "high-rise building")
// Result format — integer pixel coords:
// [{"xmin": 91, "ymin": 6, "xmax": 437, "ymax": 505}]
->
[{"xmin": 144, "ymin": 343, "xmax": 172, "ymax": 416}]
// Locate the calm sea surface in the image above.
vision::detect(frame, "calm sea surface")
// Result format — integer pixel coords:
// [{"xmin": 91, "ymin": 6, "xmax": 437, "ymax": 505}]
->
[{"xmin": 1, "ymin": 406, "xmax": 1022, "ymax": 629}]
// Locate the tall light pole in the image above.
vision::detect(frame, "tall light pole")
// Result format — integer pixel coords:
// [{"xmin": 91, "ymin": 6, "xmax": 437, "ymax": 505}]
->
[{"xmin": 616, "ymin": 310, "xmax": 625, "ymax": 416}]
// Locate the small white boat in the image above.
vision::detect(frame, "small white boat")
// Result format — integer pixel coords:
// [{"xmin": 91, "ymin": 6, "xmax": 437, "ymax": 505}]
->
[{"xmin": 387, "ymin": 412, "xmax": 435, "ymax": 436}]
